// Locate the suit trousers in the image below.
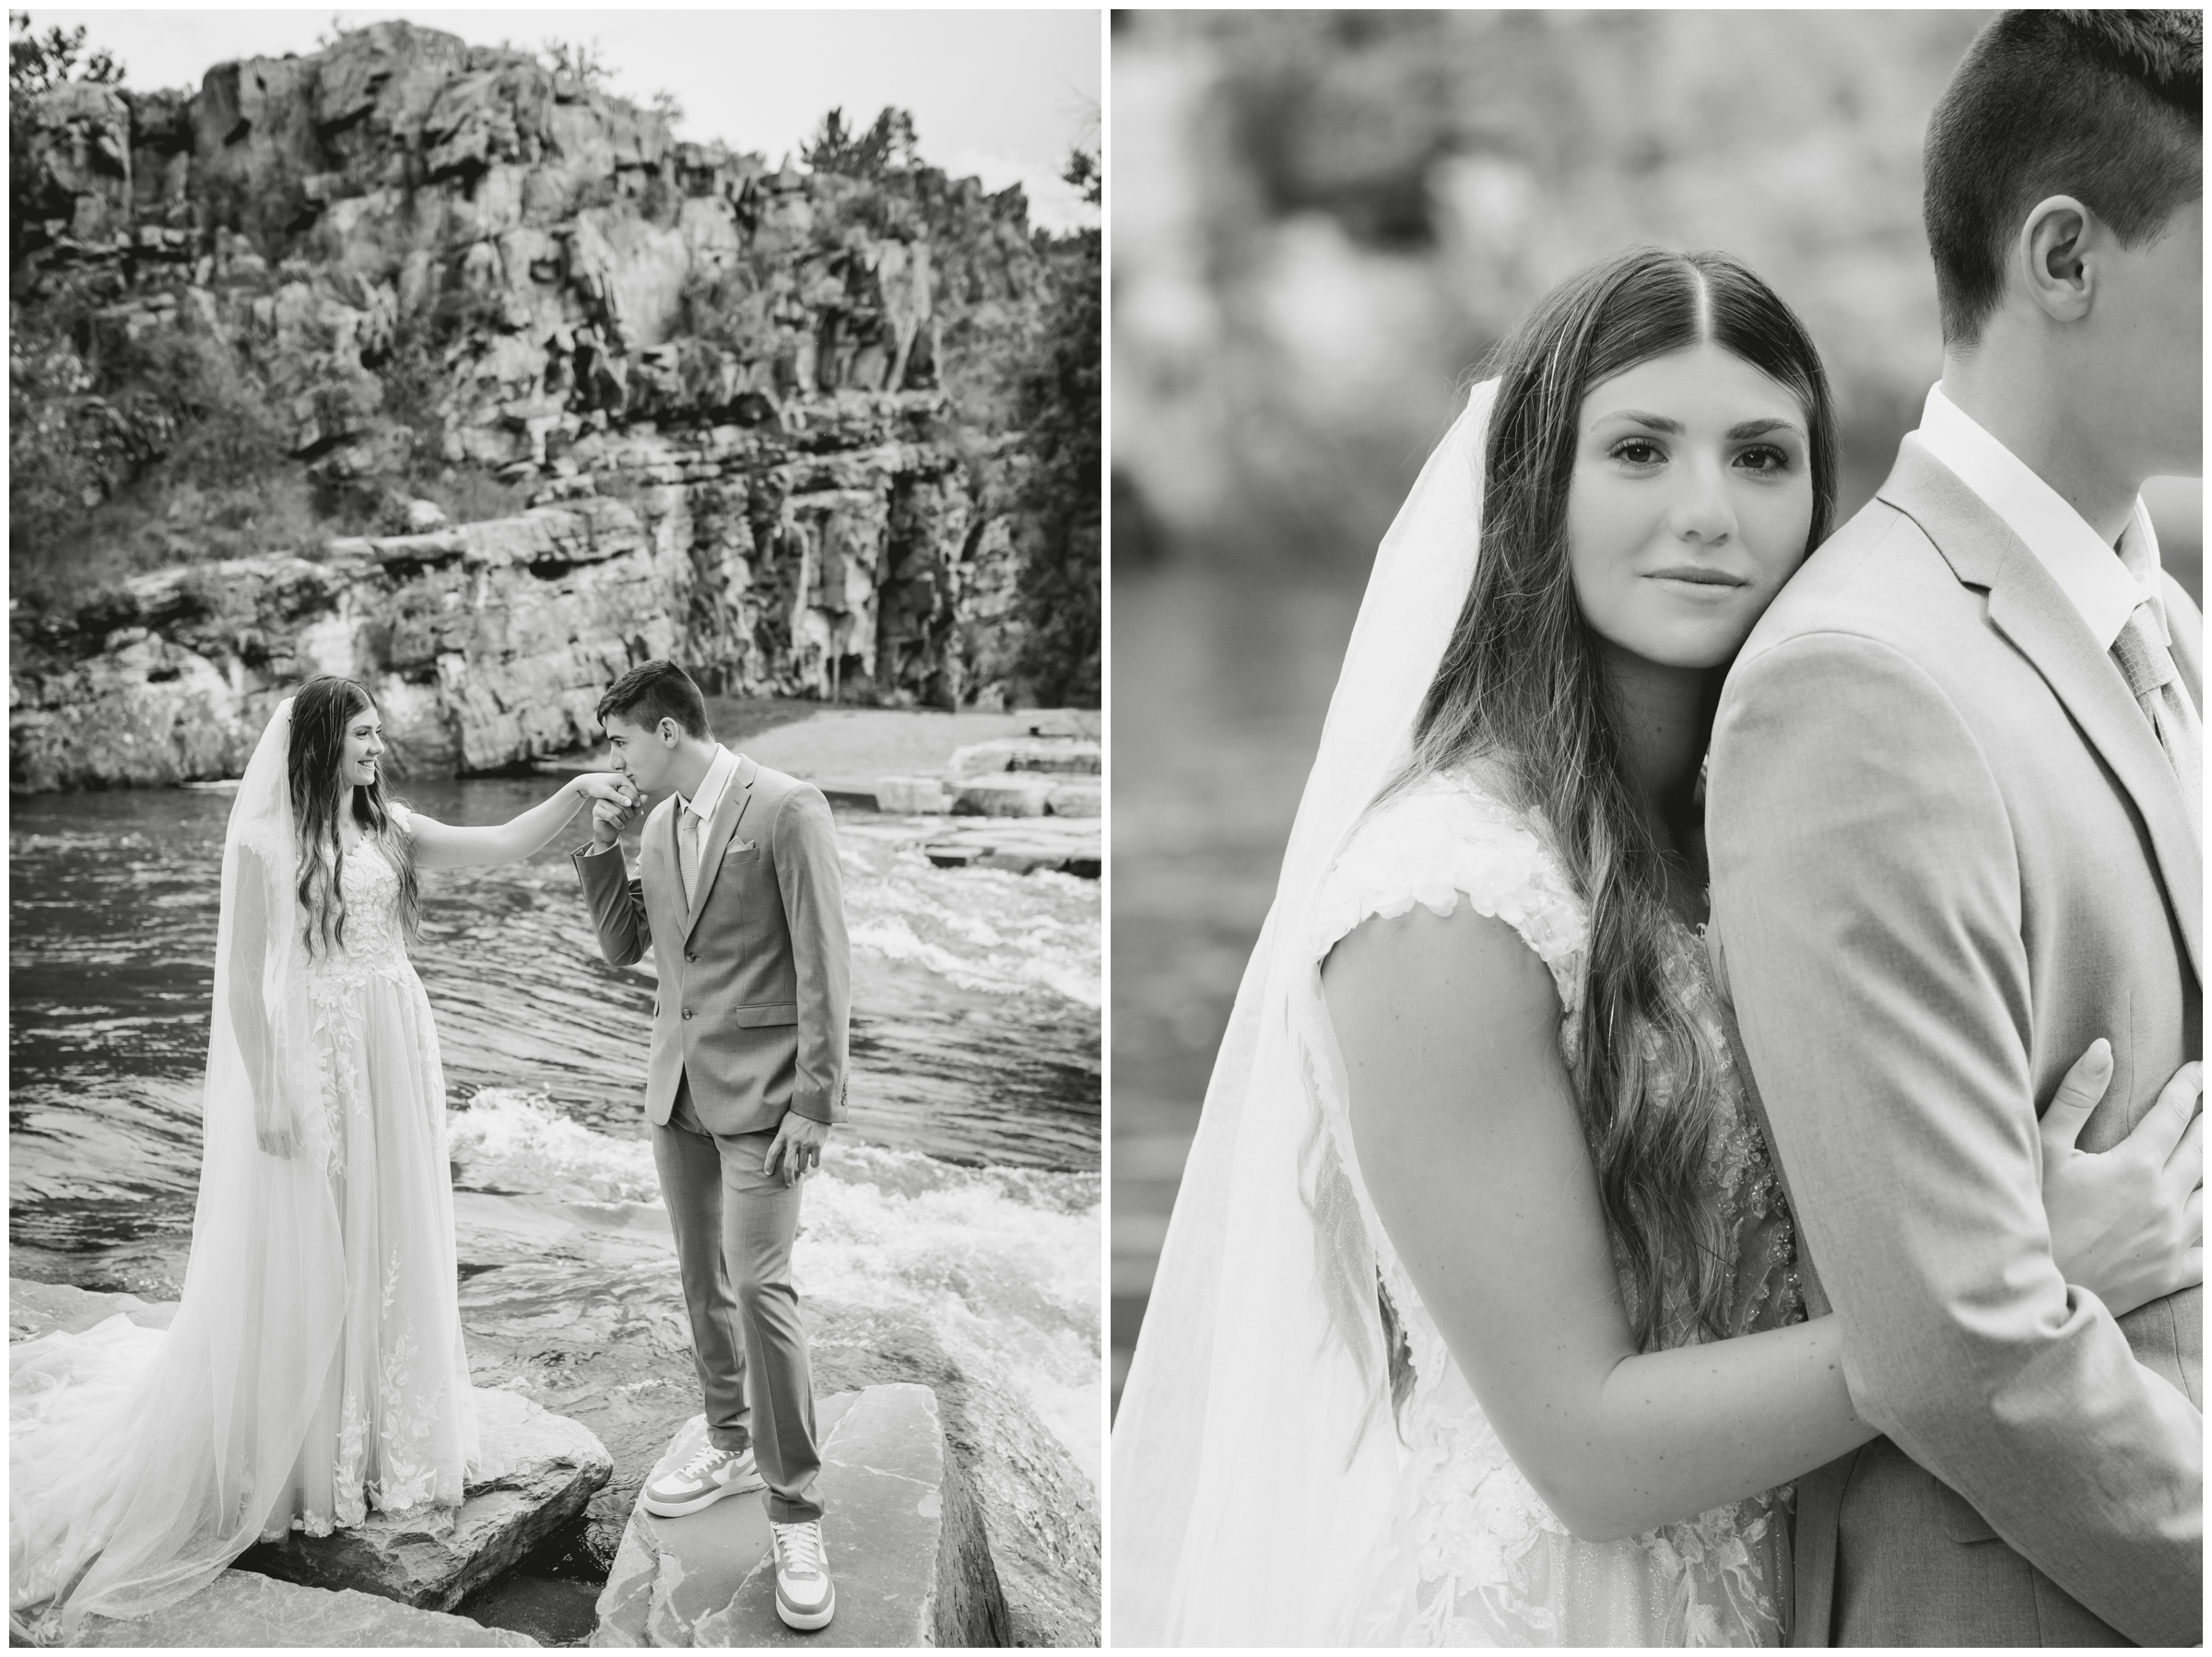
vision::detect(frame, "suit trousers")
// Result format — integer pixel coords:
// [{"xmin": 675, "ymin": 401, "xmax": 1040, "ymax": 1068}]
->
[{"xmin": 653, "ymin": 1070, "xmax": 823, "ymax": 1524}]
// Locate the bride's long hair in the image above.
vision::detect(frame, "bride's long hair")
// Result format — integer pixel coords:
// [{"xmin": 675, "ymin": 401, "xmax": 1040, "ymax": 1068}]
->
[
  {"xmin": 288, "ymin": 675, "xmax": 419, "ymax": 958},
  {"xmin": 1410, "ymin": 247, "xmax": 1837, "ymax": 1350}
]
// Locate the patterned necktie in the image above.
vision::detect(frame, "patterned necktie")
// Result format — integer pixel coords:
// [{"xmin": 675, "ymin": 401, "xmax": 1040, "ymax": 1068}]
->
[{"xmin": 2112, "ymin": 603, "xmax": 2203, "ymax": 845}]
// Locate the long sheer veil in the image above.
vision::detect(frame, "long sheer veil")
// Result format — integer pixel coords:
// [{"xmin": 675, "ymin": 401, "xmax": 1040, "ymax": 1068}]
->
[
  {"xmin": 1112, "ymin": 382, "xmax": 1497, "ymax": 1644},
  {"xmin": 11, "ymin": 697, "xmax": 348, "ymax": 1640}
]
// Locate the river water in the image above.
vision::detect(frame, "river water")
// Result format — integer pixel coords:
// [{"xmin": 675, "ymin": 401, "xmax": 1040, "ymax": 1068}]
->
[{"xmin": 7, "ymin": 781, "xmax": 1102, "ymax": 1589}]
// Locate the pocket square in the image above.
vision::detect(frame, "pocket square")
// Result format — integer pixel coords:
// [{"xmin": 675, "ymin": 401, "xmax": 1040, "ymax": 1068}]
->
[{"xmin": 728, "ymin": 839, "xmax": 759, "ymax": 855}]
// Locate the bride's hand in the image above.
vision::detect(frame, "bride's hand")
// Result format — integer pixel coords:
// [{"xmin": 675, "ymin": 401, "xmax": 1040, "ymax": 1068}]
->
[
  {"xmin": 254, "ymin": 1092, "xmax": 300, "ymax": 1159},
  {"xmin": 571, "ymin": 772, "xmax": 641, "ymax": 810},
  {"xmin": 2040, "ymin": 1040, "xmax": 2203, "ymax": 1318}
]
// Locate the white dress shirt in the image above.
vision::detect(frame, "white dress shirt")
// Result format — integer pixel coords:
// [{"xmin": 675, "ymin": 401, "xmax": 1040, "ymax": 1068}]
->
[
  {"xmin": 1910, "ymin": 382, "xmax": 2168, "ymax": 648},
  {"xmin": 675, "ymin": 744, "xmax": 740, "ymax": 905}
]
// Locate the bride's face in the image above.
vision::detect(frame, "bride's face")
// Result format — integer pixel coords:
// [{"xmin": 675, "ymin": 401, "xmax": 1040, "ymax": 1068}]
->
[
  {"xmin": 1565, "ymin": 342, "xmax": 1815, "ymax": 672},
  {"xmin": 340, "ymin": 704, "xmax": 385, "ymax": 791}
]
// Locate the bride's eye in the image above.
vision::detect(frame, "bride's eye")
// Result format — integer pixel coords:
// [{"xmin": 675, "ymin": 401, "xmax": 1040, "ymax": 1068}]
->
[
  {"xmin": 1610, "ymin": 438, "xmax": 1665, "ymax": 467},
  {"xmin": 1735, "ymin": 444, "xmax": 1790, "ymax": 475}
]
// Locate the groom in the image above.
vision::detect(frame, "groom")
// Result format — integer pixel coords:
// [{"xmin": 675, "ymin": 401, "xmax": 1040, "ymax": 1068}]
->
[
  {"xmin": 1708, "ymin": 12, "xmax": 2201, "ymax": 1647},
  {"xmin": 572, "ymin": 660, "xmax": 850, "ymax": 1633}
]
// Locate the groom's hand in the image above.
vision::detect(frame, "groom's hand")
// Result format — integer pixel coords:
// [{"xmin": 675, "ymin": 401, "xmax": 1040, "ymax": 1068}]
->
[
  {"xmin": 588, "ymin": 781, "xmax": 644, "ymax": 848},
  {"xmin": 763, "ymin": 1111, "xmax": 832, "ymax": 1186}
]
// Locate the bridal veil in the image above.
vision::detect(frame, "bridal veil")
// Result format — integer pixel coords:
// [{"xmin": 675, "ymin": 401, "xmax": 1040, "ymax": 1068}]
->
[
  {"xmin": 1112, "ymin": 382, "xmax": 1498, "ymax": 1644},
  {"xmin": 11, "ymin": 698, "xmax": 349, "ymax": 1639}
]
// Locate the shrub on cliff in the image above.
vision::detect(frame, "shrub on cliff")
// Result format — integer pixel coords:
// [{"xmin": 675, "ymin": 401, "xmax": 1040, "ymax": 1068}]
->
[{"xmin": 9, "ymin": 278, "xmax": 317, "ymax": 607}]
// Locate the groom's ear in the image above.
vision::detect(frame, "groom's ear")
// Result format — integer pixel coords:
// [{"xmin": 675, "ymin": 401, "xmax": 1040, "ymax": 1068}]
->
[{"xmin": 2016, "ymin": 194, "xmax": 2096, "ymax": 324}]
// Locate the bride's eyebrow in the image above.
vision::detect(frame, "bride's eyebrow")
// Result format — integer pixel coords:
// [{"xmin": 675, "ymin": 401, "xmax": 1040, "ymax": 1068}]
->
[
  {"xmin": 1728, "ymin": 417, "xmax": 1802, "ymax": 440},
  {"xmin": 1595, "ymin": 410, "xmax": 1681, "ymax": 433}
]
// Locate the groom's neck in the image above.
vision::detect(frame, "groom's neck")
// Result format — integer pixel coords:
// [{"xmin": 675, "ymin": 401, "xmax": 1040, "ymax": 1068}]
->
[
  {"xmin": 662, "ymin": 737, "xmax": 720, "ymax": 803},
  {"xmin": 1940, "ymin": 330, "xmax": 2141, "ymax": 548}
]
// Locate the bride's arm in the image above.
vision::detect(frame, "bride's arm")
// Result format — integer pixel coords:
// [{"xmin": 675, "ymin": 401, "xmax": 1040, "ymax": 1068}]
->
[
  {"xmin": 406, "ymin": 775, "xmax": 636, "ymax": 870},
  {"xmin": 1329, "ymin": 902, "xmax": 1869, "ymax": 1542},
  {"xmin": 1328, "ymin": 903, "xmax": 2196, "ymax": 1545}
]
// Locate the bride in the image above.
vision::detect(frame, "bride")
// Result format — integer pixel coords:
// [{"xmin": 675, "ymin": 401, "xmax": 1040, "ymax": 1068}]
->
[
  {"xmin": 1111, "ymin": 247, "xmax": 2204, "ymax": 1645},
  {"xmin": 11, "ymin": 676, "xmax": 637, "ymax": 1641}
]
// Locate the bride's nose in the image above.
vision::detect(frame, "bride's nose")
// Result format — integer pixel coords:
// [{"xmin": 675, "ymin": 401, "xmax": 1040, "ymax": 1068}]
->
[{"xmin": 1667, "ymin": 457, "xmax": 1736, "ymax": 544}]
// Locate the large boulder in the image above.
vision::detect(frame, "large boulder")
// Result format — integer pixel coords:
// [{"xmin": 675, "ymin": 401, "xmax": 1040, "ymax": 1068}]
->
[
  {"xmin": 590, "ymin": 1386, "xmax": 1007, "ymax": 1648},
  {"xmin": 238, "ymin": 1389, "xmax": 613, "ymax": 1613}
]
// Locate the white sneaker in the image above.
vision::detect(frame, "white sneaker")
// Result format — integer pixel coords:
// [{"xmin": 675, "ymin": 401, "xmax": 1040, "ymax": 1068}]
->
[
  {"xmin": 641, "ymin": 1442, "xmax": 764, "ymax": 1517},
  {"xmin": 771, "ymin": 1518, "xmax": 835, "ymax": 1631}
]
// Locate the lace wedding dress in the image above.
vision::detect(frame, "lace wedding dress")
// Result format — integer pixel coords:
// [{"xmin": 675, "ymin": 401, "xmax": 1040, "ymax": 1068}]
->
[
  {"xmin": 11, "ymin": 713, "xmax": 485, "ymax": 1641},
  {"xmin": 282, "ymin": 816, "xmax": 479, "ymax": 1526},
  {"xmin": 1309, "ymin": 765, "xmax": 1806, "ymax": 1646}
]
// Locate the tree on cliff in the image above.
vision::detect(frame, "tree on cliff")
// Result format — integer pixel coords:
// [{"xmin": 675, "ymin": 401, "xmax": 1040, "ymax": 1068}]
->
[
  {"xmin": 9, "ymin": 14, "xmax": 122, "ymax": 96},
  {"xmin": 1009, "ymin": 145, "xmax": 1102, "ymax": 707},
  {"xmin": 802, "ymin": 107, "xmax": 922, "ymax": 180}
]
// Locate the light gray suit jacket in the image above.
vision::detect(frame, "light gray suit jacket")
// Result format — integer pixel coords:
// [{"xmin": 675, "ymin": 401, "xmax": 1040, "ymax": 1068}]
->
[
  {"xmin": 1707, "ymin": 441, "xmax": 2202, "ymax": 1647},
  {"xmin": 573, "ymin": 753, "xmax": 851, "ymax": 1134}
]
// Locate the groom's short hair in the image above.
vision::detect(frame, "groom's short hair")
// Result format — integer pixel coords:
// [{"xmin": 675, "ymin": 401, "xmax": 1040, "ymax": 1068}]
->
[
  {"xmin": 1924, "ymin": 10, "xmax": 2202, "ymax": 347},
  {"xmin": 597, "ymin": 660, "xmax": 712, "ymax": 741}
]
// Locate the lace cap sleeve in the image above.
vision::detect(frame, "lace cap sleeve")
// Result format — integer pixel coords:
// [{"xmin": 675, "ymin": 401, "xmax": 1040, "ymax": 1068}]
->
[
  {"xmin": 388, "ymin": 802, "xmax": 414, "ymax": 836},
  {"xmin": 1311, "ymin": 770, "xmax": 1589, "ymax": 1023}
]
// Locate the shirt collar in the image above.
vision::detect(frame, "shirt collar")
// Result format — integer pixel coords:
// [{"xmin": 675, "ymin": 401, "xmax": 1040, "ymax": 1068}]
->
[
  {"xmin": 676, "ymin": 744, "xmax": 738, "ymax": 825},
  {"xmin": 1912, "ymin": 382, "xmax": 2165, "ymax": 650}
]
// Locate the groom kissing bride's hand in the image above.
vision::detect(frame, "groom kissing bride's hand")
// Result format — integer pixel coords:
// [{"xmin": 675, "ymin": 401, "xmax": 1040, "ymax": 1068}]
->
[{"xmin": 571, "ymin": 659, "xmax": 851, "ymax": 1633}]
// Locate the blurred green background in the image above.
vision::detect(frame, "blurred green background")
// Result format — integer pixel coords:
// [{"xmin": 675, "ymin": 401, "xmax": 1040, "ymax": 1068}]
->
[{"xmin": 1109, "ymin": 8, "xmax": 2205, "ymax": 1409}]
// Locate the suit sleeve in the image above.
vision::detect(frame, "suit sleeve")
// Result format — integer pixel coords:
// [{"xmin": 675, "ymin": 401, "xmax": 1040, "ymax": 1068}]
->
[
  {"xmin": 1708, "ymin": 630, "xmax": 2202, "ymax": 1647},
  {"xmin": 571, "ymin": 840, "xmax": 651, "ymax": 968},
  {"xmin": 772, "ymin": 785, "xmax": 851, "ymax": 1124}
]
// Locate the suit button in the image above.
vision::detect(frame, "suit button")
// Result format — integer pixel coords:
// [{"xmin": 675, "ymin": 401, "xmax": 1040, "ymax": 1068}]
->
[
  {"xmin": 682, "ymin": 1008, "xmax": 694, "ymax": 1020},
  {"xmin": 685, "ymin": 951, "xmax": 697, "ymax": 963}
]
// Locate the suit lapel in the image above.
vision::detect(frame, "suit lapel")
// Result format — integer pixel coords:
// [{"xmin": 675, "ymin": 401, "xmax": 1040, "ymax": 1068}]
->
[
  {"xmin": 1880, "ymin": 441, "xmax": 2203, "ymax": 980},
  {"xmin": 682, "ymin": 753, "xmax": 757, "ymax": 941}
]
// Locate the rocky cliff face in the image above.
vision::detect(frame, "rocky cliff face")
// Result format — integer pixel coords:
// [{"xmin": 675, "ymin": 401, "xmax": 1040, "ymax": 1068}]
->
[{"xmin": 11, "ymin": 20, "xmax": 1069, "ymax": 791}]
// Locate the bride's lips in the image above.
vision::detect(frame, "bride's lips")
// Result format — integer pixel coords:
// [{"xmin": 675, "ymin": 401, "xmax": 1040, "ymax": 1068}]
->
[{"xmin": 1646, "ymin": 564, "xmax": 1750, "ymax": 591}]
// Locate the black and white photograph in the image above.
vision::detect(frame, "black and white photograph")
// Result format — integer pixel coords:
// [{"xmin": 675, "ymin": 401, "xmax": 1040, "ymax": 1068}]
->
[
  {"xmin": 1111, "ymin": 9, "xmax": 2202, "ymax": 1648},
  {"xmin": 8, "ymin": 7, "xmax": 1100, "ymax": 1647}
]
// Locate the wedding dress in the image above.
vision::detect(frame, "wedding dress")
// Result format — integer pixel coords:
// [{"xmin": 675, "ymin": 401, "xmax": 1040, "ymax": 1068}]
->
[
  {"xmin": 10, "ymin": 699, "xmax": 484, "ymax": 1642},
  {"xmin": 1112, "ymin": 382, "xmax": 1803, "ymax": 1646}
]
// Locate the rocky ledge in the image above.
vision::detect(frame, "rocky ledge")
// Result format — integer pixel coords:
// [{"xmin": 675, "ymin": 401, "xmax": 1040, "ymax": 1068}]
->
[
  {"xmin": 591, "ymin": 1385, "xmax": 1006, "ymax": 1647},
  {"xmin": 73, "ymin": 1571, "xmax": 536, "ymax": 1649},
  {"xmin": 876, "ymin": 711, "xmax": 1102, "ymax": 824}
]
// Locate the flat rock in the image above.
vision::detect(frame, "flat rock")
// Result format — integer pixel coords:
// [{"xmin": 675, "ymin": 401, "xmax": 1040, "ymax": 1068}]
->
[
  {"xmin": 921, "ymin": 819, "xmax": 1100, "ymax": 878},
  {"xmin": 1042, "ymin": 777, "xmax": 1101, "ymax": 818},
  {"xmin": 950, "ymin": 774, "xmax": 1056, "ymax": 817},
  {"xmin": 238, "ymin": 1388, "xmax": 612, "ymax": 1613},
  {"xmin": 73, "ymin": 1568, "xmax": 536, "ymax": 1647},
  {"xmin": 592, "ymin": 1384, "xmax": 1007, "ymax": 1648},
  {"xmin": 874, "ymin": 774, "xmax": 955, "ymax": 813},
  {"xmin": 947, "ymin": 736, "xmax": 1100, "ymax": 779}
]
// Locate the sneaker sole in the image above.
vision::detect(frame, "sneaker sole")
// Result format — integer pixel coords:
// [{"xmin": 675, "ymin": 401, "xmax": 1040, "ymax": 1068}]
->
[
  {"xmin": 641, "ymin": 1475, "xmax": 766, "ymax": 1518},
  {"xmin": 776, "ymin": 1581, "xmax": 835, "ymax": 1632}
]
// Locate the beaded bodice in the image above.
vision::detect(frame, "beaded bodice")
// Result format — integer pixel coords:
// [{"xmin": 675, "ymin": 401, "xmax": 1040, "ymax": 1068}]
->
[{"xmin": 1309, "ymin": 763, "xmax": 1802, "ymax": 1646}]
